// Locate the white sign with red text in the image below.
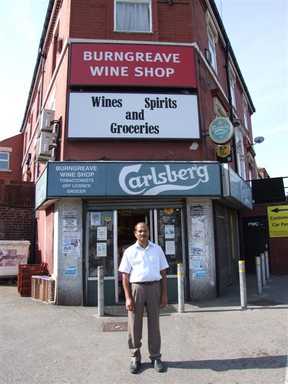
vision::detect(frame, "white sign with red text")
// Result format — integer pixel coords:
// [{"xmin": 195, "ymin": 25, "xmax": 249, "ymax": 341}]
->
[{"xmin": 68, "ymin": 92, "xmax": 200, "ymax": 139}]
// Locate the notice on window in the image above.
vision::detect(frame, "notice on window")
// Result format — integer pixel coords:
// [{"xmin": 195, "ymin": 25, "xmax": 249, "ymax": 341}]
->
[
  {"xmin": 165, "ymin": 224, "xmax": 175, "ymax": 239},
  {"xmin": 97, "ymin": 226, "xmax": 107, "ymax": 241},
  {"xmin": 96, "ymin": 242, "xmax": 107, "ymax": 257},
  {"xmin": 90, "ymin": 212, "xmax": 102, "ymax": 227},
  {"xmin": 165, "ymin": 240, "xmax": 175, "ymax": 255}
]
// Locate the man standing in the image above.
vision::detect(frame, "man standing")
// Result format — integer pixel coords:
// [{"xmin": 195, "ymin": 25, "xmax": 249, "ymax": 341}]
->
[{"xmin": 119, "ymin": 222, "xmax": 169, "ymax": 374}]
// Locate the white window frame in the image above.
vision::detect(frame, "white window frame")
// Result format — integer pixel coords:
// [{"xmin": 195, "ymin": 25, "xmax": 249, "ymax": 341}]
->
[
  {"xmin": 0, "ymin": 149, "xmax": 11, "ymax": 171},
  {"xmin": 243, "ymin": 95, "xmax": 249, "ymax": 130},
  {"xmin": 213, "ymin": 97, "xmax": 228, "ymax": 117},
  {"xmin": 114, "ymin": 0, "xmax": 152, "ymax": 33},
  {"xmin": 235, "ymin": 127, "xmax": 246, "ymax": 180},
  {"xmin": 206, "ymin": 12, "xmax": 218, "ymax": 73},
  {"xmin": 229, "ymin": 66, "xmax": 236, "ymax": 109}
]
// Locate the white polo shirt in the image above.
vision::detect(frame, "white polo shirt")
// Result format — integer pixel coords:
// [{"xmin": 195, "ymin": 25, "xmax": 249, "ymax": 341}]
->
[{"xmin": 119, "ymin": 241, "xmax": 169, "ymax": 283}]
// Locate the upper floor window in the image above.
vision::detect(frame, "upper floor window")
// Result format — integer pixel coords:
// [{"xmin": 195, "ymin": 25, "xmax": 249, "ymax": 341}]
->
[
  {"xmin": 229, "ymin": 66, "xmax": 236, "ymax": 108},
  {"xmin": 243, "ymin": 95, "xmax": 249, "ymax": 130},
  {"xmin": 213, "ymin": 97, "xmax": 227, "ymax": 117},
  {"xmin": 0, "ymin": 151, "xmax": 10, "ymax": 171},
  {"xmin": 235, "ymin": 127, "xmax": 246, "ymax": 180},
  {"xmin": 206, "ymin": 13, "xmax": 218, "ymax": 73},
  {"xmin": 115, "ymin": 0, "xmax": 152, "ymax": 33}
]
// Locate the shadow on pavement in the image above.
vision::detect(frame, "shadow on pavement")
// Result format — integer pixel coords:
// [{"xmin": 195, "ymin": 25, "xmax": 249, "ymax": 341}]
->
[{"xmin": 165, "ymin": 355, "xmax": 287, "ymax": 371}]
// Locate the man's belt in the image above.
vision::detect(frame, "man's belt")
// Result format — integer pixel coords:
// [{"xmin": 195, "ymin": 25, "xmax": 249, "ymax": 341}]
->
[{"xmin": 132, "ymin": 281, "xmax": 160, "ymax": 285}]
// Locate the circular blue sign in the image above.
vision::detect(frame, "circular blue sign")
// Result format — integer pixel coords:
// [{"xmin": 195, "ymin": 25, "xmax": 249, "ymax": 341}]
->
[{"xmin": 208, "ymin": 117, "xmax": 234, "ymax": 144}]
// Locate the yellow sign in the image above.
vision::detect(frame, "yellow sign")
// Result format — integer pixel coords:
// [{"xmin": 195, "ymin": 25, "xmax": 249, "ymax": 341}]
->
[
  {"xmin": 216, "ymin": 144, "xmax": 231, "ymax": 158},
  {"xmin": 267, "ymin": 205, "xmax": 288, "ymax": 238}
]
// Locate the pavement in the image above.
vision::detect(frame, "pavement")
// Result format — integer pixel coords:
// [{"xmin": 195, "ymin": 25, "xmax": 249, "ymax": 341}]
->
[{"xmin": 0, "ymin": 274, "xmax": 288, "ymax": 384}]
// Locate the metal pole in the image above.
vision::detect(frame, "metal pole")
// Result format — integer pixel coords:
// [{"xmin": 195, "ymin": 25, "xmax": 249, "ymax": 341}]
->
[
  {"xmin": 97, "ymin": 266, "xmax": 104, "ymax": 317},
  {"xmin": 177, "ymin": 263, "xmax": 185, "ymax": 313},
  {"xmin": 238, "ymin": 260, "xmax": 247, "ymax": 310},
  {"xmin": 260, "ymin": 252, "xmax": 267, "ymax": 286},
  {"xmin": 265, "ymin": 250, "xmax": 270, "ymax": 281},
  {"xmin": 256, "ymin": 256, "xmax": 262, "ymax": 295}
]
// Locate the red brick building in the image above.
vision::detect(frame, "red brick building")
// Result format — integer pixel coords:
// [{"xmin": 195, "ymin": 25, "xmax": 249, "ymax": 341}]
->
[{"xmin": 18, "ymin": 0, "xmax": 258, "ymax": 305}]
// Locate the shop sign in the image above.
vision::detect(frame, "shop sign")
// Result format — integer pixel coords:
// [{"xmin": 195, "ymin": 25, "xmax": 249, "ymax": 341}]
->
[
  {"xmin": 209, "ymin": 117, "xmax": 234, "ymax": 144},
  {"xmin": 35, "ymin": 161, "xmax": 222, "ymax": 207},
  {"xmin": 68, "ymin": 92, "xmax": 200, "ymax": 139},
  {"xmin": 222, "ymin": 166, "xmax": 252, "ymax": 209},
  {"xmin": 70, "ymin": 43, "xmax": 197, "ymax": 87},
  {"xmin": 267, "ymin": 205, "xmax": 288, "ymax": 238}
]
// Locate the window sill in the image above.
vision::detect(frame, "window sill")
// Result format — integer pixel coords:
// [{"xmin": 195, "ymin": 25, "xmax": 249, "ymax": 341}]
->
[
  {"xmin": 113, "ymin": 30, "xmax": 153, "ymax": 34},
  {"xmin": 0, "ymin": 169, "xmax": 11, "ymax": 173}
]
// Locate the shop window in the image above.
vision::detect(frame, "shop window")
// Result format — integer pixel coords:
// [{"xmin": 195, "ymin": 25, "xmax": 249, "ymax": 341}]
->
[
  {"xmin": 0, "ymin": 151, "xmax": 10, "ymax": 171},
  {"xmin": 157, "ymin": 208, "xmax": 183, "ymax": 275},
  {"xmin": 115, "ymin": 0, "xmax": 152, "ymax": 33},
  {"xmin": 88, "ymin": 211, "xmax": 114, "ymax": 277}
]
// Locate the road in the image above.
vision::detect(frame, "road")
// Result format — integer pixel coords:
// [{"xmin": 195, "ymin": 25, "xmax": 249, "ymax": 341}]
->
[{"xmin": 0, "ymin": 276, "xmax": 287, "ymax": 384}]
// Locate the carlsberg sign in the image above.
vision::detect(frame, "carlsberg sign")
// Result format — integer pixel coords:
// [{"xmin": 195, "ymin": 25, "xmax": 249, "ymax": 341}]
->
[
  {"xmin": 43, "ymin": 161, "xmax": 221, "ymax": 200},
  {"xmin": 119, "ymin": 164, "xmax": 210, "ymax": 195}
]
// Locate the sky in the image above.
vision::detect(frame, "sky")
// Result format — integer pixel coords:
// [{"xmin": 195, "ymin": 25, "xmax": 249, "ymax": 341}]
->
[{"xmin": 0, "ymin": 1, "xmax": 287, "ymax": 188}]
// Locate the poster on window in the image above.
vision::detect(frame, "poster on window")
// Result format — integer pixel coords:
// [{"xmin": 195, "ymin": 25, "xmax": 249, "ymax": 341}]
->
[
  {"xmin": 96, "ymin": 242, "xmax": 107, "ymax": 257},
  {"xmin": 165, "ymin": 240, "xmax": 175, "ymax": 255},
  {"xmin": 97, "ymin": 226, "xmax": 107, "ymax": 241},
  {"xmin": 164, "ymin": 224, "xmax": 175, "ymax": 239},
  {"xmin": 90, "ymin": 212, "xmax": 102, "ymax": 227}
]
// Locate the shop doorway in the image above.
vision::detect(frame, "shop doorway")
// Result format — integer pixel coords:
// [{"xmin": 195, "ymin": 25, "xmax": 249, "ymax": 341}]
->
[
  {"xmin": 117, "ymin": 208, "xmax": 151, "ymax": 302},
  {"xmin": 85, "ymin": 205, "xmax": 185, "ymax": 305}
]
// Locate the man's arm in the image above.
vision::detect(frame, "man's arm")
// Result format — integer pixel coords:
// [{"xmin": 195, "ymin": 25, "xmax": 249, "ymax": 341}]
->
[
  {"xmin": 122, "ymin": 272, "xmax": 134, "ymax": 312},
  {"xmin": 160, "ymin": 269, "xmax": 168, "ymax": 308}
]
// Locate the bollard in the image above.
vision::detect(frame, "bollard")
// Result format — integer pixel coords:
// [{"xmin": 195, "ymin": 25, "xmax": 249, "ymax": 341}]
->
[
  {"xmin": 97, "ymin": 266, "xmax": 104, "ymax": 317},
  {"xmin": 238, "ymin": 260, "xmax": 247, "ymax": 310},
  {"xmin": 256, "ymin": 256, "xmax": 262, "ymax": 295},
  {"xmin": 260, "ymin": 253, "xmax": 267, "ymax": 286},
  {"xmin": 265, "ymin": 250, "xmax": 270, "ymax": 281},
  {"xmin": 177, "ymin": 263, "xmax": 185, "ymax": 313}
]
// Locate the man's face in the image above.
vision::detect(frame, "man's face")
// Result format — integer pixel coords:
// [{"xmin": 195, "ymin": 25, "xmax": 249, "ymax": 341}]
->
[{"xmin": 134, "ymin": 223, "xmax": 149, "ymax": 245}]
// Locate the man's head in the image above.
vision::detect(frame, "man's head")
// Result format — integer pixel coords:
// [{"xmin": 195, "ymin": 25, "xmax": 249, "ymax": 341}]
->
[{"xmin": 134, "ymin": 222, "xmax": 149, "ymax": 247}]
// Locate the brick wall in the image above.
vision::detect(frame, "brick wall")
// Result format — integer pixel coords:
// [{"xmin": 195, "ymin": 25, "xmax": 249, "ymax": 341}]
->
[{"xmin": 0, "ymin": 182, "xmax": 34, "ymax": 243}]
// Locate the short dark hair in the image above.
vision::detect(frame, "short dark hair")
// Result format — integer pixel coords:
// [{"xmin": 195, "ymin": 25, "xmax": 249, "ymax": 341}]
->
[{"xmin": 134, "ymin": 222, "xmax": 149, "ymax": 232}]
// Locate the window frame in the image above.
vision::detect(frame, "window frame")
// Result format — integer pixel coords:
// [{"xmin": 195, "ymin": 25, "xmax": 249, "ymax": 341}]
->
[
  {"xmin": 0, "ymin": 150, "xmax": 10, "ymax": 171},
  {"xmin": 229, "ymin": 66, "xmax": 236, "ymax": 109},
  {"xmin": 243, "ymin": 95, "xmax": 249, "ymax": 130},
  {"xmin": 206, "ymin": 12, "xmax": 218, "ymax": 73},
  {"xmin": 114, "ymin": 0, "xmax": 152, "ymax": 33}
]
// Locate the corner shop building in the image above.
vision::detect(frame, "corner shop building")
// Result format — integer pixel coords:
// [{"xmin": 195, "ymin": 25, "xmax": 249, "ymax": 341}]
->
[{"xmin": 36, "ymin": 160, "xmax": 252, "ymax": 306}]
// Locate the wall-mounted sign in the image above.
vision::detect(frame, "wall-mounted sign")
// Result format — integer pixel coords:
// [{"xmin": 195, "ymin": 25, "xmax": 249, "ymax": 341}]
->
[
  {"xmin": 267, "ymin": 205, "xmax": 288, "ymax": 238},
  {"xmin": 70, "ymin": 43, "xmax": 197, "ymax": 87},
  {"xmin": 68, "ymin": 92, "xmax": 200, "ymax": 139},
  {"xmin": 209, "ymin": 117, "xmax": 234, "ymax": 144},
  {"xmin": 222, "ymin": 166, "xmax": 252, "ymax": 209},
  {"xmin": 35, "ymin": 161, "xmax": 222, "ymax": 208},
  {"xmin": 216, "ymin": 143, "xmax": 232, "ymax": 163}
]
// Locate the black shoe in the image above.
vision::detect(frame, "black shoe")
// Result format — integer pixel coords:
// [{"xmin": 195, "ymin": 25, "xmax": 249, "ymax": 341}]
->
[
  {"xmin": 153, "ymin": 359, "xmax": 165, "ymax": 373},
  {"xmin": 129, "ymin": 357, "xmax": 141, "ymax": 374}
]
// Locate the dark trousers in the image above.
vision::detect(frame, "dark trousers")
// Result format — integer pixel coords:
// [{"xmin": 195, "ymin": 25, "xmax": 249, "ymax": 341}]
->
[{"xmin": 128, "ymin": 282, "xmax": 161, "ymax": 361}]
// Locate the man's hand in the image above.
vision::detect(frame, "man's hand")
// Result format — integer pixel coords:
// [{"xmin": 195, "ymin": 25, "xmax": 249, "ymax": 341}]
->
[
  {"xmin": 125, "ymin": 297, "xmax": 135, "ymax": 312},
  {"xmin": 160, "ymin": 293, "xmax": 168, "ymax": 308}
]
